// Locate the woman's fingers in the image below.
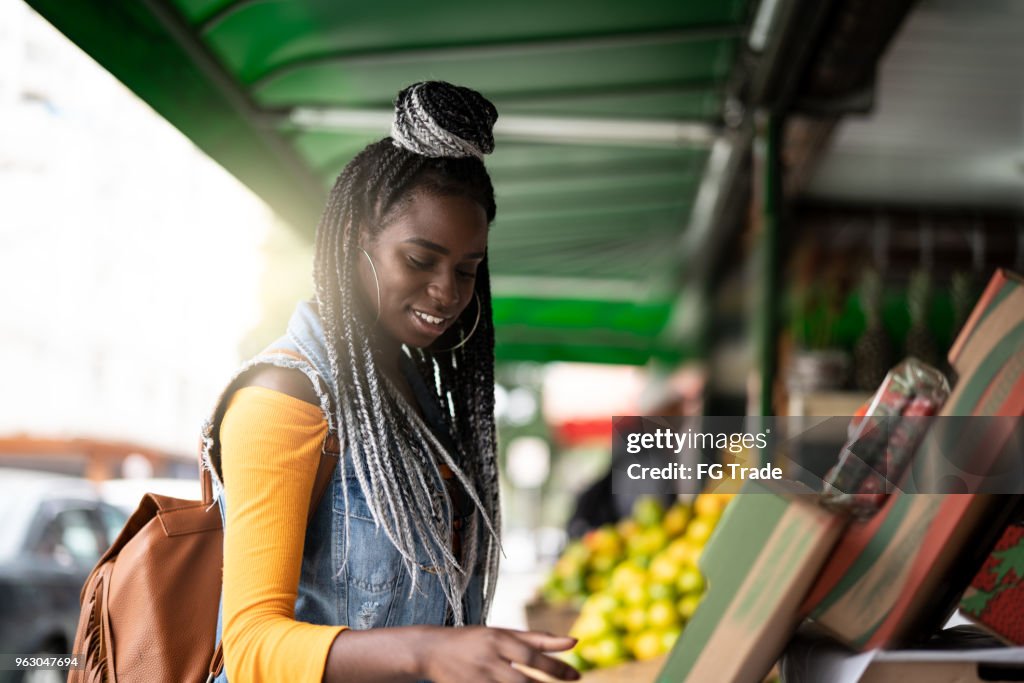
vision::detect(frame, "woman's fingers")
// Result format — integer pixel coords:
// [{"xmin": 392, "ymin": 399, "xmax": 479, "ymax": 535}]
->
[
  {"xmin": 510, "ymin": 660, "xmax": 580, "ymax": 682},
  {"xmin": 490, "ymin": 662, "xmax": 533, "ymax": 683},
  {"xmin": 425, "ymin": 627, "xmax": 581, "ymax": 683},
  {"xmin": 513, "ymin": 631, "xmax": 579, "ymax": 653},
  {"xmin": 498, "ymin": 633, "xmax": 580, "ymax": 681}
]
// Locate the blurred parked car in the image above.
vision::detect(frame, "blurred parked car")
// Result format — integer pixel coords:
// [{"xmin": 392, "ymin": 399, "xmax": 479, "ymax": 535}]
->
[
  {"xmin": 0, "ymin": 470, "xmax": 127, "ymax": 683},
  {"xmin": 99, "ymin": 477, "xmax": 200, "ymax": 515}
]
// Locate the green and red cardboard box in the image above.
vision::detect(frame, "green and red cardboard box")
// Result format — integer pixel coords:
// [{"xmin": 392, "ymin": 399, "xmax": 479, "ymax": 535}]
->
[
  {"xmin": 654, "ymin": 270, "xmax": 1024, "ymax": 681},
  {"xmin": 655, "ymin": 479, "xmax": 846, "ymax": 683},
  {"xmin": 801, "ymin": 270, "xmax": 1024, "ymax": 650},
  {"xmin": 799, "ymin": 492, "xmax": 1007, "ymax": 649},
  {"xmin": 960, "ymin": 523, "xmax": 1024, "ymax": 645},
  {"xmin": 944, "ymin": 269, "xmax": 1024, "ymax": 419}
]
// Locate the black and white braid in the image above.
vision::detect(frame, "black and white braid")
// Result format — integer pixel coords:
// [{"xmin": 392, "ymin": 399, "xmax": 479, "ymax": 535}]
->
[
  {"xmin": 312, "ymin": 81, "xmax": 501, "ymax": 624},
  {"xmin": 390, "ymin": 81, "xmax": 497, "ymax": 160}
]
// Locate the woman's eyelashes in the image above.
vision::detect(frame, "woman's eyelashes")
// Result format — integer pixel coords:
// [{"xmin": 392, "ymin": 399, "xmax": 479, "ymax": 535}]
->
[
  {"xmin": 406, "ymin": 255, "xmax": 476, "ymax": 280},
  {"xmin": 407, "ymin": 255, "xmax": 432, "ymax": 271}
]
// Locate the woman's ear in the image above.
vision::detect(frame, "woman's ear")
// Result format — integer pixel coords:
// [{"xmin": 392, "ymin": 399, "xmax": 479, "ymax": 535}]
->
[{"xmin": 358, "ymin": 221, "xmax": 384, "ymax": 251}]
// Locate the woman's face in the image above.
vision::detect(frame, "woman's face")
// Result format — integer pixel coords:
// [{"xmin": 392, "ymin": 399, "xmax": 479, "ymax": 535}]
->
[{"xmin": 357, "ymin": 191, "xmax": 488, "ymax": 350}]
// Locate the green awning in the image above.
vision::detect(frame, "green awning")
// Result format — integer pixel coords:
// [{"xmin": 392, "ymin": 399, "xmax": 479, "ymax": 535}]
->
[{"xmin": 28, "ymin": 0, "xmax": 754, "ymax": 364}]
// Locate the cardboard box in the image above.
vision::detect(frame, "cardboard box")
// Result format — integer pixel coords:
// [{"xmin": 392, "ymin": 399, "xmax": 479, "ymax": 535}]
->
[
  {"xmin": 524, "ymin": 597, "xmax": 580, "ymax": 638},
  {"xmin": 944, "ymin": 269, "xmax": 1024, "ymax": 418},
  {"xmin": 574, "ymin": 658, "xmax": 781, "ymax": 683},
  {"xmin": 516, "ymin": 656, "xmax": 666, "ymax": 683},
  {"xmin": 781, "ymin": 628, "xmax": 1024, "ymax": 683},
  {"xmin": 960, "ymin": 523, "xmax": 1024, "ymax": 645},
  {"xmin": 859, "ymin": 660, "xmax": 1023, "ymax": 683},
  {"xmin": 655, "ymin": 479, "xmax": 846, "ymax": 683},
  {"xmin": 801, "ymin": 492, "xmax": 1008, "ymax": 650},
  {"xmin": 580, "ymin": 656, "xmax": 666, "ymax": 683},
  {"xmin": 802, "ymin": 269, "xmax": 1024, "ymax": 650}
]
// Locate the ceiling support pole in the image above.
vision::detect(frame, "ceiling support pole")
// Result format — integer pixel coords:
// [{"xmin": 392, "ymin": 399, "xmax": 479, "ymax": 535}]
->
[{"xmin": 756, "ymin": 112, "xmax": 784, "ymax": 419}]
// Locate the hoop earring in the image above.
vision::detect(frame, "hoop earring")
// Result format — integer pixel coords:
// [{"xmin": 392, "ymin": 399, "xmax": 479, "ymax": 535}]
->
[
  {"xmin": 359, "ymin": 247, "xmax": 381, "ymax": 325},
  {"xmin": 434, "ymin": 293, "xmax": 481, "ymax": 352}
]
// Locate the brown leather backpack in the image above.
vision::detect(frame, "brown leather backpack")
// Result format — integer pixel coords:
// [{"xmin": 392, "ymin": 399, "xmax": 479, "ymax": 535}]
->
[{"xmin": 69, "ymin": 355, "xmax": 338, "ymax": 683}]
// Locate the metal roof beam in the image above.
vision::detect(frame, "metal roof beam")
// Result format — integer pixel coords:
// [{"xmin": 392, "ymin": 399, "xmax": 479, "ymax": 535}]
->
[
  {"xmin": 313, "ymin": 147, "xmax": 703, "ymax": 181},
  {"xmin": 470, "ymin": 79, "xmax": 724, "ymax": 105},
  {"xmin": 678, "ymin": 129, "xmax": 752, "ymax": 278},
  {"xmin": 247, "ymin": 26, "xmax": 744, "ymax": 87},
  {"xmin": 496, "ymin": 171, "xmax": 701, "ymax": 196},
  {"xmin": 494, "ymin": 201, "xmax": 687, "ymax": 225},
  {"xmin": 489, "ymin": 157, "xmax": 702, "ymax": 182},
  {"xmin": 491, "ymin": 276, "xmax": 664, "ymax": 302},
  {"xmin": 282, "ymin": 108, "xmax": 718, "ymax": 148},
  {"xmin": 495, "ymin": 325, "xmax": 658, "ymax": 350}
]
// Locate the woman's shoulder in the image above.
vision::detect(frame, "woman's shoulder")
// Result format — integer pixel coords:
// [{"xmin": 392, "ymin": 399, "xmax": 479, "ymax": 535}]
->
[{"xmin": 235, "ymin": 364, "xmax": 321, "ymax": 408}]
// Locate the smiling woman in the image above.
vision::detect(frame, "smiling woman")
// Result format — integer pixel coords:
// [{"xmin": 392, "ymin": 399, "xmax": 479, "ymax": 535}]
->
[
  {"xmin": 202, "ymin": 82, "xmax": 581, "ymax": 683},
  {"xmin": 356, "ymin": 194, "xmax": 488, "ymax": 355}
]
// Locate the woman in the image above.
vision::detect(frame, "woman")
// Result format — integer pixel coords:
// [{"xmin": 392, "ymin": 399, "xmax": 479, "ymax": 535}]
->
[{"xmin": 203, "ymin": 82, "xmax": 581, "ymax": 682}]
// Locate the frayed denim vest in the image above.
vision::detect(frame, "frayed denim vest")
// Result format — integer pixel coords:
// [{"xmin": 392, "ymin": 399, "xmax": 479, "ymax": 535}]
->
[{"xmin": 206, "ymin": 301, "xmax": 484, "ymax": 682}]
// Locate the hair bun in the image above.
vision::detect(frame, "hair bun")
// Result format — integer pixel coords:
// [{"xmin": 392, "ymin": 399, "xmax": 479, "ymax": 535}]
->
[{"xmin": 390, "ymin": 81, "xmax": 498, "ymax": 160}]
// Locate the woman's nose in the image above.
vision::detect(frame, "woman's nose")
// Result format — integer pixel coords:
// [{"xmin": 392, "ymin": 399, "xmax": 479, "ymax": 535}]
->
[{"xmin": 427, "ymin": 270, "xmax": 459, "ymax": 308}]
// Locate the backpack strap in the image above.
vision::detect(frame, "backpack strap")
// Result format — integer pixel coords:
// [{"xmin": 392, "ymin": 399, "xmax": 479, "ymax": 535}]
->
[{"xmin": 203, "ymin": 347, "xmax": 340, "ymax": 681}]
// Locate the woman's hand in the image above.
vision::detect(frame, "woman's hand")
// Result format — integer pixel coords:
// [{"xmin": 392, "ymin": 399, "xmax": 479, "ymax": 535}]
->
[
  {"xmin": 414, "ymin": 626, "xmax": 580, "ymax": 683},
  {"xmin": 323, "ymin": 625, "xmax": 580, "ymax": 683}
]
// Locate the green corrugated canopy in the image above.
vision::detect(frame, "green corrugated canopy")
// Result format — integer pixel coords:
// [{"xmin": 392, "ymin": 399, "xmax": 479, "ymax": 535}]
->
[{"xmin": 28, "ymin": 0, "xmax": 754, "ymax": 364}]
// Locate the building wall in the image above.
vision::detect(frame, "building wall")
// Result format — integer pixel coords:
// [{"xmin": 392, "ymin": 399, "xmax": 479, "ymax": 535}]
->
[{"xmin": 0, "ymin": 0, "xmax": 277, "ymax": 461}]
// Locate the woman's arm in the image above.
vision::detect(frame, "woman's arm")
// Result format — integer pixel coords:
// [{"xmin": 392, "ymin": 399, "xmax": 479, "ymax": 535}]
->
[
  {"xmin": 219, "ymin": 384, "xmax": 345, "ymax": 682},
  {"xmin": 323, "ymin": 625, "xmax": 580, "ymax": 683}
]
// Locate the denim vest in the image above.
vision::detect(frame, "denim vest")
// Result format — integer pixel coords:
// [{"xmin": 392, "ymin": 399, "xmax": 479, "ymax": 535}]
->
[{"xmin": 209, "ymin": 301, "xmax": 484, "ymax": 683}]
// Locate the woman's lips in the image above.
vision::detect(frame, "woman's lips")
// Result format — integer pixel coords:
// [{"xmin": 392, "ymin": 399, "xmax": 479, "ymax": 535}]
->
[{"xmin": 410, "ymin": 307, "xmax": 450, "ymax": 334}]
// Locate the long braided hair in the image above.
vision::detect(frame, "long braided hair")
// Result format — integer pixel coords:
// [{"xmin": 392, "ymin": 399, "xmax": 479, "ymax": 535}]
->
[{"xmin": 312, "ymin": 82, "xmax": 501, "ymax": 624}]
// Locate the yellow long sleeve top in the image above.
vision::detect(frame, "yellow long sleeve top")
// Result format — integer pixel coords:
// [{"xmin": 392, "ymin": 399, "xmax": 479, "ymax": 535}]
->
[{"xmin": 219, "ymin": 385, "xmax": 347, "ymax": 683}]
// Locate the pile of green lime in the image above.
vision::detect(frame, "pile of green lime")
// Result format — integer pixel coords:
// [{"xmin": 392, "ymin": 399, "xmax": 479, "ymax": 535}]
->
[{"xmin": 543, "ymin": 493, "xmax": 733, "ymax": 671}]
